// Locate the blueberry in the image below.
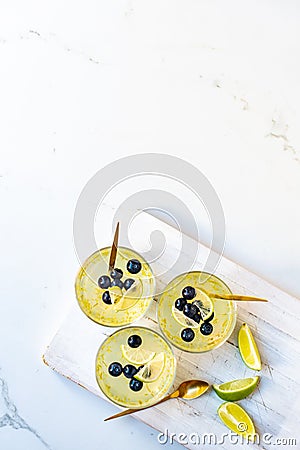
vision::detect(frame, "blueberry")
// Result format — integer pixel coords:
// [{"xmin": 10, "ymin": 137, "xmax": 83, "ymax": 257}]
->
[
  {"xmin": 127, "ymin": 334, "xmax": 142, "ymax": 348},
  {"xmin": 181, "ymin": 328, "xmax": 195, "ymax": 342},
  {"xmin": 174, "ymin": 298, "xmax": 187, "ymax": 311},
  {"xmin": 98, "ymin": 275, "xmax": 111, "ymax": 289},
  {"xmin": 183, "ymin": 303, "xmax": 192, "ymax": 317},
  {"xmin": 108, "ymin": 362, "xmax": 122, "ymax": 377},
  {"xmin": 111, "ymin": 279, "xmax": 124, "ymax": 289},
  {"xmin": 123, "ymin": 278, "xmax": 135, "ymax": 291},
  {"xmin": 190, "ymin": 304, "xmax": 198, "ymax": 316},
  {"xmin": 111, "ymin": 268, "xmax": 123, "ymax": 279},
  {"xmin": 193, "ymin": 313, "xmax": 201, "ymax": 323},
  {"xmin": 182, "ymin": 286, "xmax": 196, "ymax": 300},
  {"xmin": 183, "ymin": 303, "xmax": 198, "ymax": 318},
  {"xmin": 102, "ymin": 290, "xmax": 112, "ymax": 304},
  {"xmin": 200, "ymin": 322, "xmax": 213, "ymax": 336},
  {"xmin": 129, "ymin": 378, "xmax": 143, "ymax": 392},
  {"xmin": 123, "ymin": 364, "xmax": 138, "ymax": 378},
  {"xmin": 127, "ymin": 259, "xmax": 142, "ymax": 274}
]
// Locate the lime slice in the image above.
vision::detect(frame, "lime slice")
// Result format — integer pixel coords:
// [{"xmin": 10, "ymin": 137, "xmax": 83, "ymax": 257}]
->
[
  {"xmin": 135, "ymin": 352, "xmax": 165, "ymax": 383},
  {"xmin": 114, "ymin": 279, "xmax": 142, "ymax": 311},
  {"xmin": 172, "ymin": 305, "xmax": 200, "ymax": 328},
  {"xmin": 193, "ymin": 288, "xmax": 214, "ymax": 321},
  {"xmin": 213, "ymin": 376, "xmax": 259, "ymax": 401},
  {"xmin": 238, "ymin": 323, "xmax": 261, "ymax": 371},
  {"xmin": 121, "ymin": 345, "xmax": 156, "ymax": 365},
  {"xmin": 218, "ymin": 402, "xmax": 256, "ymax": 440}
]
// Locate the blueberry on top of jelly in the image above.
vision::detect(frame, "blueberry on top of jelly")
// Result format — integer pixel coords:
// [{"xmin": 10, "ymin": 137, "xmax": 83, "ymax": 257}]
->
[
  {"xmin": 200, "ymin": 322, "xmax": 213, "ymax": 336},
  {"xmin": 181, "ymin": 328, "xmax": 195, "ymax": 342},
  {"xmin": 127, "ymin": 259, "xmax": 142, "ymax": 274},
  {"xmin": 182, "ymin": 286, "xmax": 196, "ymax": 300},
  {"xmin": 111, "ymin": 279, "xmax": 124, "ymax": 289},
  {"xmin": 102, "ymin": 291, "xmax": 112, "ymax": 305},
  {"xmin": 174, "ymin": 298, "xmax": 187, "ymax": 311},
  {"xmin": 183, "ymin": 303, "xmax": 198, "ymax": 318},
  {"xmin": 123, "ymin": 364, "xmax": 138, "ymax": 379},
  {"xmin": 108, "ymin": 362, "xmax": 123, "ymax": 377},
  {"xmin": 123, "ymin": 278, "xmax": 135, "ymax": 291},
  {"xmin": 127, "ymin": 334, "xmax": 142, "ymax": 348},
  {"xmin": 111, "ymin": 268, "xmax": 123, "ymax": 279},
  {"xmin": 98, "ymin": 275, "xmax": 111, "ymax": 289},
  {"xmin": 129, "ymin": 378, "xmax": 143, "ymax": 391}
]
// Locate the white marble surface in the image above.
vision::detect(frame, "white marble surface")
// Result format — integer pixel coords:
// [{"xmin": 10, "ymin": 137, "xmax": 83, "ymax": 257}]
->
[{"xmin": 1, "ymin": 1, "xmax": 300, "ymax": 450}]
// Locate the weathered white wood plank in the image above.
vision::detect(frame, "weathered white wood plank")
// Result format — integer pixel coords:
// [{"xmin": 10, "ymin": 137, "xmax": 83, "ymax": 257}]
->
[{"xmin": 43, "ymin": 205, "xmax": 300, "ymax": 449}]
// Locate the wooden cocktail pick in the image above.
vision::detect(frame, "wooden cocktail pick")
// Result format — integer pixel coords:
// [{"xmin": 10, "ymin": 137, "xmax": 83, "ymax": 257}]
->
[
  {"xmin": 209, "ymin": 293, "xmax": 268, "ymax": 302},
  {"xmin": 108, "ymin": 222, "xmax": 120, "ymax": 272}
]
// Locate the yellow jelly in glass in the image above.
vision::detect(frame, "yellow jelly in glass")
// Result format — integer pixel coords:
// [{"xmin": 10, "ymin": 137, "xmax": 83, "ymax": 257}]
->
[
  {"xmin": 95, "ymin": 326, "xmax": 176, "ymax": 408},
  {"xmin": 75, "ymin": 247, "xmax": 155, "ymax": 327},
  {"xmin": 157, "ymin": 271, "xmax": 237, "ymax": 353}
]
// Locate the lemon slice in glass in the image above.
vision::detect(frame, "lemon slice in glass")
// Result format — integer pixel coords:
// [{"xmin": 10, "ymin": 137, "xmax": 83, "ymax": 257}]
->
[
  {"xmin": 238, "ymin": 323, "xmax": 261, "ymax": 371},
  {"xmin": 108, "ymin": 286, "xmax": 123, "ymax": 304},
  {"xmin": 218, "ymin": 402, "xmax": 256, "ymax": 441},
  {"xmin": 193, "ymin": 288, "xmax": 214, "ymax": 321},
  {"xmin": 121, "ymin": 345, "xmax": 156, "ymax": 365},
  {"xmin": 135, "ymin": 353, "xmax": 165, "ymax": 383},
  {"xmin": 113, "ymin": 279, "xmax": 142, "ymax": 312},
  {"xmin": 213, "ymin": 376, "xmax": 260, "ymax": 401}
]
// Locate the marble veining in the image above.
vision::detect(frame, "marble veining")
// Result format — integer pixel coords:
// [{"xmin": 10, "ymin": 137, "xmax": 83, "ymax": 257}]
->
[
  {"xmin": 1, "ymin": 29, "xmax": 103, "ymax": 66},
  {"xmin": 27, "ymin": 30, "xmax": 100, "ymax": 65},
  {"xmin": 0, "ymin": 375, "xmax": 51, "ymax": 449},
  {"xmin": 268, "ymin": 116, "xmax": 299, "ymax": 162}
]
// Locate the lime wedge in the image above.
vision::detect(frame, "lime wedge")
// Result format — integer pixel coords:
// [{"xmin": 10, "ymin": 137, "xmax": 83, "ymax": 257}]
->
[
  {"xmin": 113, "ymin": 279, "xmax": 142, "ymax": 311},
  {"xmin": 121, "ymin": 345, "xmax": 156, "ymax": 365},
  {"xmin": 172, "ymin": 305, "xmax": 199, "ymax": 328},
  {"xmin": 218, "ymin": 402, "xmax": 256, "ymax": 441},
  {"xmin": 193, "ymin": 288, "xmax": 214, "ymax": 321},
  {"xmin": 238, "ymin": 323, "xmax": 261, "ymax": 371},
  {"xmin": 213, "ymin": 376, "xmax": 260, "ymax": 401},
  {"xmin": 135, "ymin": 352, "xmax": 165, "ymax": 383}
]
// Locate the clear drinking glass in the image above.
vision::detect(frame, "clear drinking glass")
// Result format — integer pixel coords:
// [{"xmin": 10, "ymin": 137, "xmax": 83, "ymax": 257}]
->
[
  {"xmin": 95, "ymin": 326, "xmax": 176, "ymax": 408},
  {"xmin": 157, "ymin": 271, "xmax": 237, "ymax": 353},
  {"xmin": 75, "ymin": 246, "xmax": 155, "ymax": 327}
]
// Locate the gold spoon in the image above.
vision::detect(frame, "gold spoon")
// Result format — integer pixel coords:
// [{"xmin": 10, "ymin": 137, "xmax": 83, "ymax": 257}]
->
[
  {"xmin": 104, "ymin": 379, "xmax": 209, "ymax": 421},
  {"xmin": 108, "ymin": 222, "xmax": 120, "ymax": 272}
]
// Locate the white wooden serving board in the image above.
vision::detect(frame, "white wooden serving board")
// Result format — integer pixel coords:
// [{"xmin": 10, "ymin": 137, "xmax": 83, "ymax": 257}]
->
[{"xmin": 43, "ymin": 207, "xmax": 300, "ymax": 450}]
